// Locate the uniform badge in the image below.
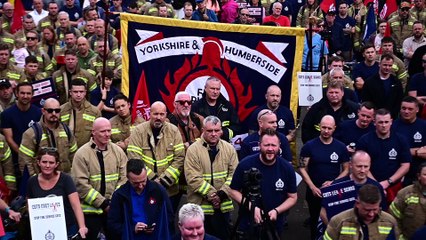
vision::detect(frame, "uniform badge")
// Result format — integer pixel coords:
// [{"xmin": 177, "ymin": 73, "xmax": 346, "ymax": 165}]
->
[
  {"xmin": 278, "ymin": 119, "xmax": 285, "ymax": 128},
  {"xmin": 149, "ymin": 197, "xmax": 156, "ymax": 205},
  {"xmin": 347, "ymin": 112, "xmax": 356, "ymax": 119},
  {"xmin": 284, "ymin": 7, "xmax": 288, "ymax": 11},
  {"xmin": 389, "ymin": 148, "xmax": 397, "ymax": 160},
  {"xmin": 222, "ymin": 107, "xmax": 228, "ymax": 112},
  {"xmin": 414, "ymin": 132, "xmax": 422, "ymax": 143},
  {"xmin": 330, "ymin": 152, "xmax": 338, "ymax": 163},
  {"xmin": 275, "ymin": 178, "xmax": 284, "ymax": 190}
]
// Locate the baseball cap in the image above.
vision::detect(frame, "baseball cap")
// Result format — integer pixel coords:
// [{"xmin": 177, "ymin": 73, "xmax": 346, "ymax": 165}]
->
[
  {"xmin": 0, "ymin": 79, "xmax": 11, "ymax": 89},
  {"xmin": 196, "ymin": 0, "xmax": 203, "ymax": 3}
]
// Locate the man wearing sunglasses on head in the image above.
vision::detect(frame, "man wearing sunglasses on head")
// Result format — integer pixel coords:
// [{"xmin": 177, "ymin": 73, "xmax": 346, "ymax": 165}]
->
[
  {"xmin": 19, "ymin": 97, "xmax": 77, "ymax": 176},
  {"xmin": 388, "ymin": 1, "xmax": 417, "ymax": 58}
]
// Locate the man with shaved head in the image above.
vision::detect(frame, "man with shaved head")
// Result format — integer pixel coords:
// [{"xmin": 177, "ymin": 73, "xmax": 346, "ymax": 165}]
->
[
  {"xmin": 128, "ymin": 101, "xmax": 185, "ymax": 211},
  {"xmin": 72, "ymin": 117, "xmax": 127, "ymax": 239},
  {"xmin": 76, "ymin": 36, "xmax": 95, "ymax": 70},
  {"xmin": 19, "ymin": 97, "xmax": 78, "ymax": 175},
  {"xmin": 299, "ymin": 115, "xmax": 350, "ymax": 239},
  {"xmin": 248, "ymin": 84, "xmax": 296, "ymax": 142}
]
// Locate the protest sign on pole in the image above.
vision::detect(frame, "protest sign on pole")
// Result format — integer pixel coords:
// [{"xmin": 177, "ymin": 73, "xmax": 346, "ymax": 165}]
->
[{"xmin": 297, "ymin": 72, "xmax": 323, "ymax": 106}]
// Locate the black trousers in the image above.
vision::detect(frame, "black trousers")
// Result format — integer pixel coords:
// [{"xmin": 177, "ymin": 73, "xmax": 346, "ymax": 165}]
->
[
  {"xmin": 306, "ymin": 188, "xmax": 322, "ymax": 240},
  {"xmin": 205, "ymin": 210, "xmax": 230, "ymax": 240},
  {"xmin": 85, "ymin": 214, "xmax": 108, "ymax": 240}
]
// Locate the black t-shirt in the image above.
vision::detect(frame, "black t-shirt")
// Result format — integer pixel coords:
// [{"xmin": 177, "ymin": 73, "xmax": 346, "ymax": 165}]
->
[{"xmin": 27, "ymin": 172, "xmax": 77, "ymax": 227}]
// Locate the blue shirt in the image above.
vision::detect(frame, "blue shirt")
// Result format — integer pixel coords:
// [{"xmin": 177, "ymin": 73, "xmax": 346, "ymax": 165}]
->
[
  {"xmin": 357, "ymin": 131, "xmax": 412, "ymax": 182},
  {"xmin": 60, "ymin": 5, "xmax": 82, "ymax": 22},
  {"xmin": 300, "ymin": 138, "xmax": 350, "ymax": 186},
  {"xmin": 131, "ymin": 186, "xmax": 147, "ymax": 228},
  {"xmin": 334, "ymin": 15, "xmax": 356, "ymax": 51},
  {"xmin": 408, "ymin": 72, "xmax": 426, "ymax": 96},
  {"xmin": 303, "ymin": 33, "xmax": 329, "ymax": 70},
  {"xmin": 230, "ymin": 154, "xmax": 296, "ymax": 232},
  {"xmin": 90, "ymin": 86, "xmax": 119, "ymax": 119},
  {"xmin": 0, "ymin": 104, "xmax": 42, "ymax": 145},
  {"xmin": 334, "ymin": 119, "xmax": 374, "ymax": 146},
  {"xmin": 240, "ymin": 131, "xmax": 292, "ymax": 161},
  {"xmin": 191, "ymin": 9, "xmax": 218, "ymax": 22}
]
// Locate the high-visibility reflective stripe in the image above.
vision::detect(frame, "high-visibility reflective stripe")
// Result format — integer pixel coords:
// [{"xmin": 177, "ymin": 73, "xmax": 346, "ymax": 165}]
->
[
  {"xmin": 56, "ymin": 76, "xmax": 63, "ymax": 82},
  {"xmin": 61, "ymin": 114, "xmax": 70, "ymax": 122},
  {"xmin": 70, "ymin": 143, "xmax": 77, "ymax": 153},
  {"xmin": 19, "ymin": 145, "xmax": 35, "ymax": 157},
  {"xmin": 59, "ymin": 131, "xmax": 67, "ymax": 138},
  {"xmin": 41, "ymin": 133, "xmax": 48, "ymax": 141},
  {"xmin": 228, "ymin": 128, "xmax": 234, "ymax": 139},
  {"xmin": 378, "ymin": 226, "xmax": 392, "ymax": 235},
  {"xmin": 225, "ymin": 176, "xmax": 232, "ymax": 185},
  {"xmin": 340, "ymin": 226, "xmax": 357, "ymax": 235},
  {"xmin": 111, "ymin": 128, "xmax": 121, "ymax": 134},
  {"xmin": 146, "ymin": 167, "xmax": 153, "ymax": 176},
  {"xmin": 82, "ymin": 114, "xmax": 96, "ymax": 122},
  {"xmin": 222, "ymin": 121, "xmax": 230, "ymax": 127},
  {"xmin": 174, "ymin": 143, "xmax": 184, "ymax": 152},
  {"xmin": 4, "ymin": 175, "xmax": 15, "ymax": 182},
  {"xmin": 165, "ymin": 166, "xmax": 180, "ymax": 182},
  {"xmin": 314, "ymin": 124, "xmax": 320, "ymax": 131},
  {"xmin": 127, "ymin": 145, "xmax": 143, "ymax": 156},
  {"xmin": 200, "ymin": 204, "xmax": 214, "ymax": 214},
  {"xmin": 84, "ymin": 188, "xmax": 99, "ymax": 205},
  {"xmin": 87, "ymin": 69, "xmax": 96, "ymax": 75},
  {"xmin": 3, "ymin": 38, "xmax": 14, "ymax": 44},
  {"xmin": 198, "ymin": 181, "xmax": 211, "ymax": 195},
  {"xmin": 81, "ymin": 204, "xmax": 103, "ymax": 214},
  {"xmin": 389, "ymin": 202, "xmax": 401, "ymax": 218},
  {"xmin": 89, "ymin": 83, "xmax": 97, "ymax": 92},
  {"xmin": 323, "ymin": 231, "xmax": 333, "ymax": 240},
  {"xmin": 90, "ymin": 173, "xmax": 119, "ymax": 182},
  {"xmin": 2, "ymin": 148, "xmax": 11, "ymax": 161},
  {"xmin": 405, "ymin": 196, "xmax": 419, "ymax": 204},
  {"xmin": 220, "ymin": 199, "xmax": 233, "ymax": 211},
  {"xmin": 6, "ymin": 72, "xmax": 20, "ymax": 80},
  {"xmin": 202, "ymin": 171, "xmax": 228, "ymax": 180},
  {"xmin": 0, "ymin": 142, "xmax": 3, "ymax": 148}
]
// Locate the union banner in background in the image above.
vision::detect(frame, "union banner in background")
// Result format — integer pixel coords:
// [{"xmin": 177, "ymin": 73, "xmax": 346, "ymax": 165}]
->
[{"xmin": 121, "ymin": 14, "xmax": 304, "ymax": 135}]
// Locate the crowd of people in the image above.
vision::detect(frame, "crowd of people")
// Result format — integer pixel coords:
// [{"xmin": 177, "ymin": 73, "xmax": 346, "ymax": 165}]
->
[{"xmin": 0, "ymin": 0, "xmax": 423, "ymax": 240}]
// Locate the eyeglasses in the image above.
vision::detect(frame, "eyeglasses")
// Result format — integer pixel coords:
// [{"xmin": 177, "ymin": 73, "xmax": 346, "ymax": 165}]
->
[
  {"xmin": 401, "ymin": 7, "xmax": 410, "ymax": 11},
  {"xmin": 26, "ymin": 37, "xmax": 37, "ymax": 41},
  {"xmin": 44, "ymin": 108, "xmax": 61, "ymax": 113},
  {"xmin": 176, "ymin": 100, "xmax": 192, "ymax": 105}
]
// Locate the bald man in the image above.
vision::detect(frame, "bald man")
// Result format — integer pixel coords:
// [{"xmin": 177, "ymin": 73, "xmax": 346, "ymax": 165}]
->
[
  {"xmin": 128, "ymin": 101, "xmax": 185, "ymax": 211},
  {"xmin": 248, "ymin": 85, "xmax": 296, "ymax": 141},
  {"xmin": 76, "ymin": 36, "xmax": 96, "ymax": 70},
  {"xmin": 19, "ymin": 98, "xmax": 78, "ymax": 175},
  {"xmin": 72, "ymin": 117, "xmax": 127, "ymax": 240},
  {"xmin": 299, "ymin": 115, "xmax": 350, "ymax": 239}
]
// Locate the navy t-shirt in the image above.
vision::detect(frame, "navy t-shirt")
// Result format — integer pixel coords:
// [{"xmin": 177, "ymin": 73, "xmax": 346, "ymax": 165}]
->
[
  {"xmin": 0, "ymin": 104, "xmax": 42, "ymax": 145},
  {"xmin": 334, "ymin": 16, "xmax": 356, "ymax": 51},
  {"xmin": 300, "ymin": 138, "xmax": 350, "ymax": 186},
  {"xmin": 357, "ymin": 131, "xmax": 412, "ymax": 182},
  {"xmin": 334, "ymin": 119, "xmax": 374, "ymax": 146},
  {"xmin": 230, "ymin": 154, "xmax": 296, "ymax": 232},
  {"xmin": 90, "ymin": 86, "xmax": 119, "ymax": 119},
  {"xmin": 239, "ymin": 131, "xmax": 292, "ymax": 161},
  {"xmin": 60, "ymin": 5, "xmax": 82, "ymax": 22},
  {"xmin": 408, "ymin": 72, "xmax": 426, "ymax": 96}
]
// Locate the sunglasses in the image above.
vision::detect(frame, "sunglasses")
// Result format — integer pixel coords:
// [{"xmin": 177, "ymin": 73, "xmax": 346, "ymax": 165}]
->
[
  {"xmin": 26, "ymin": 37, "xmax": 37, "ymax": 41},
  {"xmin": 44, "ymin": 108, "xmax": 61, "ymax": 113},
  {"xmin": 257, "ymin": 110, "xmax": 273, "ymax": 120},
  {"xmin": 240, "ymin": 13, "xmax": 249, "ymax": 16},
  {"xmin": 401, "ymin": 7, "xmax": 410, "ymax": 11},
  {"xmin": 176, "ymin": 100, "xmax": 192, "ymax": 105},
  {"xmin": 39, "ymin": 147, "xmax": 59, "ymax": 156}
]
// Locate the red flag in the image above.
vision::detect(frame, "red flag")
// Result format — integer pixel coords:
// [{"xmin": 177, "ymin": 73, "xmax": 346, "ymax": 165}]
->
[
  {"xmin": 384, "ymin": 22, "xmax": 391, "ymax": 37},
  {"xmin": 364, "ymin": 0, "xmax": 374, "ymax": 6},
  {"xmin": 379, "ymin": 0, "xmax": 398, "ymax": 20},
  {"xmin": 131, "ymin": 71, "xmax": 151, "ymax": 123},
  {"xmin": 320, "ymin": 0, "xmax": 336, "ymax": 13},
  {"xmin": 10, "ymin": 0, "xmax": 26, "ymax": 34}
]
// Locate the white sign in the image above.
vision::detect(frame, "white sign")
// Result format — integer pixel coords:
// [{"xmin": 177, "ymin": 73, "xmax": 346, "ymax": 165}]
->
[
  {"xmin": 297, "ymin": 72, "xmax": 323, "ymax": 106},
  {"xmin": 28, "ymin": 196, "xmax": 67, "ymax": 240}
]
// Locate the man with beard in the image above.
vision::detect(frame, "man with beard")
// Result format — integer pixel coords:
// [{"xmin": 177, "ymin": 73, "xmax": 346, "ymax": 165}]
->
[
  {"xmin": 109, "ymin": 94, "xmax": 144, "ymax": 151},
  {"xmin": 128, "ymin": 101, "xmax": 185, "ymax": 211},
  {"xmin": 241, "ymin": 109, "xmax": 291, "ymax": 161},
  {"xmin": 185, "ymin": 115, "xmax": 238, "ymax": 239},
  {"xmin": 230, "ymin": 129, "xmax": 297, "ymax": 238},
  {"xmin": 392, "ymin": 96, "xmax": 426, "ymax": 186},
  {"xmin": 0, "ymin": 79, "xmax": 15, "ymax": 113},
  {"xmin": 403, "ymin": 21, "xmax": 426, "ymax": 67},
  {"xmin": 389, "ymin": 1, "xmax": 417, "ymax": 58},
  {"xmin": 19, "ymin": 98, "xmax": 77, "ymax": 175},
  {"xmin": 299, "ymin": 115, "xmax": 350, "ymax": 239},
  {"xmin": 37, "ymin": 1, "xmax": 60, "ymax": 31},
  {"xmin": 248, "ymin": 85, "xmax": 295, "ymax": 141},
  {"xmin": 0, "ymin": 83, "xmax": 42, "ymax": 185}
]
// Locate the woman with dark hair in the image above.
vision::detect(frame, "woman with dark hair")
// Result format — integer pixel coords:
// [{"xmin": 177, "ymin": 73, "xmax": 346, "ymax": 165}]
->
[
  {"xmin": 27, "ymin": 148, "xmax": 88, "ymax": 239},
  {"xmin": 295, "ymin": 0, "xmax": 323, "ymax": 27},
  {"xmin": 247, "ymin": 0, "xmax": 265, "ymax": 24},
  {"xmin": 39, "ymin": 26, "xmax": 61, "ymax": 59}
]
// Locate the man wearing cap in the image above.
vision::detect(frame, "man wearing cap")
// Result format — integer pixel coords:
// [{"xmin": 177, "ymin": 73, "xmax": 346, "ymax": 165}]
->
[
  {"xmin": 191, "ymin": 0, "xmax": 218, "ymax": 22},
  {"xmin": 323, "ymin": 9, "xmax": 344, "ymax": 57},
  {"xmin": 389, "ymin": 1, "xmax": 417, "ymax": 57},
  {"xmin": 0, "ymin": 79, "xmax": 15, "ymax": 114}
]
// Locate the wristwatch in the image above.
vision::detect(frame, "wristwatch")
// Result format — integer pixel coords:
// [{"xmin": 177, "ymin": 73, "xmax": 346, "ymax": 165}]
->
[{"xmin": 387, "ymin": 178, "xmax": 393, "ymax": 185}]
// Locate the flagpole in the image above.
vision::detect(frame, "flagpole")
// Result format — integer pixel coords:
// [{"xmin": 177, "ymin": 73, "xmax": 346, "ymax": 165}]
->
[{"xmin": 101, "ymin": 0, "xmax": 110, "ymax": 89}]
